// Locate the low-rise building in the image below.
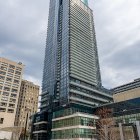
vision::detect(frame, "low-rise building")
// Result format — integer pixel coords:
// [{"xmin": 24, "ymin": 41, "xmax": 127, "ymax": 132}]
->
[
  {"xmin": 31, "ymin": 103, "xmax": 99, "ymax": 140},
  {"xmin": 14, "ymin": 80, "xmax": 39, "ymax": 139},
  {"xmin": 95, "ymin": 97, "xmax": 140, "ymax": 140},
  {"xmin": 112, "ymin": 78, "xmax": 140, "ymax": 102}
]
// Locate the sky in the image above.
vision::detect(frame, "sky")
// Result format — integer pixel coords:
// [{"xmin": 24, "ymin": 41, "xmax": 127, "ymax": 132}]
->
[{"xmin": 0, "ymin": 0, "xmax": 140, "ymax": 89}]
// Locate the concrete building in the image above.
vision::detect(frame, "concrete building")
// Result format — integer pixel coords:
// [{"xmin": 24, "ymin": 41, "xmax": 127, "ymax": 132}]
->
[
  {"xmin": 112, "ymin": 78, "xmax": 140, "ymax": 102},
  {"xmin": 14, "ymin": 80, "xmax": 39, "ymax": 138},
  {"xmin": 0, "ymin": 57, "xmax": 24, "ymax": 140}
]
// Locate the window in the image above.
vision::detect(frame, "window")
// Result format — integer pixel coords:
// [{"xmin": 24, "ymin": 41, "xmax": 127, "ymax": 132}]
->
[
  {"xmin": 0, "ymin": 86, "xmax": 3, "ymax": 90},
  {"xmin": 3, "ymin": 92, "xmax": 9, "ymax": 96},
  {"xmin": 14, "ymin": 80, "xmax": 19, "ymax": 84},
  {"xmin": 0, "ymin": 71, "xmax": 6, "ymax": 75},
  {"xmin": 1, "ymin": 97, "xmax": 8, "ymax": 101},
  {"xmin": 0, "ymin": 107, "xmax": 6, "ymax": 112},
  {"xmin": 9, "ymin": 98, "xmax": 16, "ymax": 103},
  {"xmin": 0, "ymin": 118, "xmax": 4, "ymax": 124},
  {"xmin": 9, "ymin": 65, "xmax": 15, "ymax": 69},
  {"xmin": 4, "ymin": 87, "xmax": 10, "ymax": 91},
  {"xmin": 6, "ymin": 78, "xmax": 12, "ymax": 82},
  {"xmin": 0, "ymin": 76, "xmax": 5, "ymax": 80},
  {"xmin": 8, "ymin": 104, "xmax": 15, "ymax": 108},
  {"xmin": 12, "ymin": 89, "xmax": 18, "ymax": 93},
  {"xmin": 16, "ymin": 67, "xmax": 22, "ymax": 71},
  {"xmin": 7, "ymin": 109, "xmax": 14, "ymax": 113},
  {"xmin": 11, "ymin": 94, "xmax": 17, "ymax": 98},
  {"xmin": 0, "ymin": 102, "xmax": 7, "ymax": 107},
  {"xmin": 15, "ymin": 71, "xmax": 21, "ymax": 75},
  {"xmin": 1, "ymin": 66, "xmax": 7, "ymax": 71},
  {"xmin": 1, "ymin": 62, "xmax": 8, "ymax": 66},
  {"xmin": 7, "ymin": 74, "xmax": 13, "ymax": 77},
  {"xmin": 8, "ymin": 69, "xmax": 14, "ymax": 73}
]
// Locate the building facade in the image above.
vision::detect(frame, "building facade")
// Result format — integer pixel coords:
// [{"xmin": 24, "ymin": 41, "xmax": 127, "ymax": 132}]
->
[
  {"xmin": 31, "ymin": 0, "xmax": 112, "ymax": 139},
  {"xmin": 95, "ymin": 97, "xmax": 140, "ymax": 140},
  {"xmin": 52, "ymin": 105, "xmax": 99, "ymax": 140},
  {"xmin": 14, "ymin": 80, "xmax": 39, "ymax": 137},
  {"xmin": 41, "ymin": 0, "xmax": 112, "ymax": 111},
  {"xmin": 31, "ymin": 103, "xmax": 99, "ymax": 140},
  {"xmin": 112, "ymin": 78, "xmax": 140, "ymax": 102},
  {"xmin": 0, "ymin": 57, "xmax": 24, "ymax": 140}
]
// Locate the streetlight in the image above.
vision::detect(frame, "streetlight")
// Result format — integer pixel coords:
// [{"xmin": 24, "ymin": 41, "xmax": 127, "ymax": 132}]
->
[{"xmin": 23, "ymin": 108, "xmax": 31, "ymax": 140}]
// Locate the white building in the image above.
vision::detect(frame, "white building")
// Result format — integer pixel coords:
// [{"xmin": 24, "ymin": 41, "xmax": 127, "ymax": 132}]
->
[{"xmin": 0, "ymin": 57, "xmax": 24, "ymax": 140}]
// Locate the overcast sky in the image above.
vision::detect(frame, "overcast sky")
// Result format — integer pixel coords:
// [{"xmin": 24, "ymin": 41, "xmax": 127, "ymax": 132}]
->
[{"xmin": 0, "ymin": 0, "xmax": 140, "ymax": 89}]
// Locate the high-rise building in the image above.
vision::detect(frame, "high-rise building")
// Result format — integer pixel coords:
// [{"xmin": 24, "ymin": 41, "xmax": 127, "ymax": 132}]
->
[
  {"xmin": 41, "ymin": 0, "xmax": 112, "ymax": 111},
  {"xmin": 31, "ymin": 0, "xmax": 113, "ymax": 139},
  {"xmin": 0, "ymin": 57, "xmax": 24, "ymax": 140},
  {"xmin": 14, "ymin": 80, "xmax": 39, "ymax": 137}
]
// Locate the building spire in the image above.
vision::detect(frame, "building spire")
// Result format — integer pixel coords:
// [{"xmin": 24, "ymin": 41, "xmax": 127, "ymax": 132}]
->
[{"xmin": 81, "ymin": 0, "xmax": 88, "ymax": 6}]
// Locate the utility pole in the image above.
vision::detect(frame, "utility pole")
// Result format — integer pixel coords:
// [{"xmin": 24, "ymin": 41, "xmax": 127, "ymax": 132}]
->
[{"xmin": 23, "ymin": 108, "xmax": 30, "ymax": 140}]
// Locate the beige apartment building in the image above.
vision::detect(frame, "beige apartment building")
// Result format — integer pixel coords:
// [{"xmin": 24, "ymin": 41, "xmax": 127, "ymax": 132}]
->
[
  {"xmin": 14, "ymin": 80, "xmax": 39, "ymax": 138},
  {"xmin": 0, "ymin": 57, "xmax": 24, "ymax": 140},
  {"xmin": 112, "ymin": 78, "xmax": 140, "ymax": 102}
]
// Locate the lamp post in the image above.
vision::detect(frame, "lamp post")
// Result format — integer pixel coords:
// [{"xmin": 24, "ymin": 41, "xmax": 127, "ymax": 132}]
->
[{"xmin": 23, "ymin": 108, "xmax": 31, "ymax": 140}]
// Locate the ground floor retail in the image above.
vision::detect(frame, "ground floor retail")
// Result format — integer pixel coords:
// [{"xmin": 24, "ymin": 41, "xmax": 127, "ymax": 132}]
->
[{"xmin": 31, "ymin": 98, "xmax": 140, "ymax": 140}]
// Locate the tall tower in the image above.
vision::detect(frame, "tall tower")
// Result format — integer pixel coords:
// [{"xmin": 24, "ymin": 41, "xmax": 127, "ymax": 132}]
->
[
  {"xmin": 31, "ymin": 0, "xmax": 113, "ymax": 139},
  {"xmin": 41, "ymin": 0, "xmax": 112, "ymax": 111}
]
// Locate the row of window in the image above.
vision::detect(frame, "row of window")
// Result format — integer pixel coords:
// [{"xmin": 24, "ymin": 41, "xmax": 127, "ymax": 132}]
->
[
  {"xmin": 0, "ymin": 69, "xmax": 21, "ymax": 75},
  {"xmin": 0, "ymin": 86, "xmax": 18, "ymax": 92},
  {"xmin": 52, "ymin": 128, "xmax": 96, "ymax": 139},
  {"xmin": 53, "ymin": 116, "xmax": 95, "ymax": 129},
  {"xmin": 0, "ymin": 102, "xmax": 15, "ymax": 108},
  {"xmin": 1, "ymin": 97, "xmax": 16, "ymax": 103},
  {"xmin": 0, "ymin": 76, "xmax": 19, "ymax": 83},
  {"xmin": 0, "ymin": 92, "xmax": 17, "ymax": 98},
  {"xmin": 53, "ymin": 107, "xmax": 92, "ymax": 119},
  {"xmin": 0, "ymin": 63, "xmax": 22, "ymax": 70},
  {"xmin": 0, "ymin": 107, "xmax": 14, "ymax": 113}
]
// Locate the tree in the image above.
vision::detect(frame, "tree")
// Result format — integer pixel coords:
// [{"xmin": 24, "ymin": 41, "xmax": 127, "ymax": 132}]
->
[{"xmin": 95, "ymin": 107, "xmax": 120, "ymax": 140}]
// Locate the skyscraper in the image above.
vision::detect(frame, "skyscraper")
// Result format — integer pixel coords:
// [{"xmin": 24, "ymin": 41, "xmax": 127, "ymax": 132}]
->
[
  {"xmin": 31, "ymin": 0, "xmax": 112, "ymax": 139},
  {"xmin": 41, "ymin": 0, "xmax": 112, "ymax": 111}
]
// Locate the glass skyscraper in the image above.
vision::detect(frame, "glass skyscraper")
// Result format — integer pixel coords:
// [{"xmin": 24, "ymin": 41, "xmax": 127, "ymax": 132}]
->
[
  {"xmin": 31, "ymin": 0, "xmax": 112, "ymax": 139},
  {"xmin": 41, "ymin": 0, "xmax": 112, "ymax": 111}
]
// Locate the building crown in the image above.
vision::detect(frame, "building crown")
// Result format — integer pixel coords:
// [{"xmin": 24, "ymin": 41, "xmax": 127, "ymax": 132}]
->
[{"xmin": 81, "ymin": 0, "xmax": 88, "ymax": 6}]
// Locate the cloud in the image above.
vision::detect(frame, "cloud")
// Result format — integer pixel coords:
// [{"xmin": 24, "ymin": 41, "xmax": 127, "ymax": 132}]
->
[
  {"xmin": 0, "ymin": 0, "xmax": 49, "ymax": 86},
  {"xmin": 0, "ymin": 0, "xmax": 140, "ymax": 89},
  {"xmin": 91, "ymin": 0, "xmax": 140, "ymax": 88}
]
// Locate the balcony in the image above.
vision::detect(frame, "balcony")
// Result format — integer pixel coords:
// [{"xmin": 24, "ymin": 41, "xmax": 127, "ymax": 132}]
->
[
  {"xmin": 70, "ymin": 96, "xmax": 99, "ymax": 106},
  {"xmin": 70, "ymin": 81, "xmax": 112, "ymax": 98},
  {"xmin": 34, "ymin": 121, "xmax": 48, "ymax": 126},
  {"xmin": 33, "ymin": 130, "xmax": 47, "ymax": 134},
  {"xmin": 70, "ymin": 89, "xmax": 108, "ymax": 103}
]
